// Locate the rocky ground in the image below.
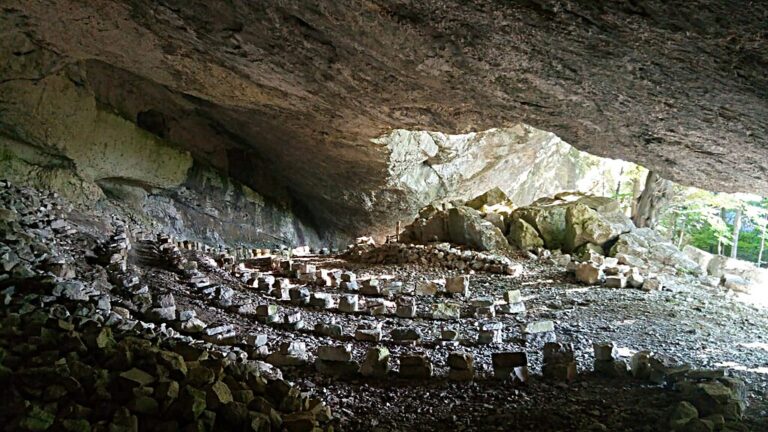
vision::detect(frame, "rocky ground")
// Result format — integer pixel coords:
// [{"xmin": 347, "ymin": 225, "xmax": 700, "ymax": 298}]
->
[
  {"xmin": 2, "ymin": 182, "xmax": 766, "ymax": 431},
  {"xmin": 166, "ymin": 255, "xmax": 767, "ymax": 431}
]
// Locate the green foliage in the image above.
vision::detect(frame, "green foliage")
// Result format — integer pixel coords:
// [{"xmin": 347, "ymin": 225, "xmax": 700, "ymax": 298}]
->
[{"xmin": 656, "ymin": 188, "xmax": 767, "ymax": 265}]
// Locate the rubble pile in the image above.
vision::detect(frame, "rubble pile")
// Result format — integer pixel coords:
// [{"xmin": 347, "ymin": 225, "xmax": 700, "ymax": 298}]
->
[
  {"xmin": 0, "ymin": 182, "xmax": 332, "ymax": 431},
  {"xmin": 344, "ymin": 242, "xmax": 522, "ymax": 276}
]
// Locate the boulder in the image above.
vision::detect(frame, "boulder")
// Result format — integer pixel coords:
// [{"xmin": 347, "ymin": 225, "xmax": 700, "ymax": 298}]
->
[
  {"xmin": 611, "ymin": 229, "xmax": 702, "ymax": 275},
  {"xmin": 465, "ymin": 187, "xmax": 510, "ymax": 211},
  {"xmin": 683, "ymin": 245, "xmax": 714, "ymax": 274},
  {"xmin": 510, "ymin": 193, "xmax": 631, "ymax": 251},
  {"xmin": 707, "ymin": 254, "xmax": 766, "ymax": 283},
  {"xmin": 506, "ymin": 218, "xmax": 544, "ymax": 251},
  {"xmin": 564, "ymin": 203, "xmax": 630, "ymax": 253},
  {"xmin": 720, "ymin": 274, "xmax": 751, "ymax": 293},
  {"xmin": 575, "ymin": 262, "xmax": 603, "ymax": 285},
  {"xmin": 447, "ymin": 207, "xmax": 509, "ymax": 251},
  {"xmin": 483, "ymin": 212, "xmax": 507, "ymax": 232}
]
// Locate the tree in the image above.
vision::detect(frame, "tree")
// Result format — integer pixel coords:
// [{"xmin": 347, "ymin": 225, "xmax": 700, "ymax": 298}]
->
[
  {"xmin": 731, "ymin": 207, "xmax": 742, "ymax": 258},
  {"xmin": 632, "ymin": 171, "xmax": 673, "ymax": 228}
]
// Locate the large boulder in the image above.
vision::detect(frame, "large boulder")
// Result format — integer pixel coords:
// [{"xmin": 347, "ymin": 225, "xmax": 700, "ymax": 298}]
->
[
  {"xmin": 465, "ymin": 187, "xmax": 512, "ymax": 212},
  {"xmin": 564, "ymin": 203, "xmax": 629, "ymax": 253},
  {"xmin": 707, "ymin": 255, "xmax": 760, "ymax": 280},
  {"xmin": 447, "ymin": 207, "xmax": 509, "ymax": 251},
  {"xmin": 512, "ymin": 204, "xmax": 568, "ymax": 250},
  {"xmin": 683, "ymin": 245, "xmax": 715, "ymax": 275},
  {"xmin": 507, "ymin": 218, "xmax": 544, "ymax": 251},
  {"xmin": 511, "ymin": 193, "xmax": 632, "ymax": 252},
  {"xmin": 610, "ymin": 229, "xmax": 702, "ymax": 275},
  {"xmin": 401, "ymin": 210, "xmax": 449, "ymax": 243}
]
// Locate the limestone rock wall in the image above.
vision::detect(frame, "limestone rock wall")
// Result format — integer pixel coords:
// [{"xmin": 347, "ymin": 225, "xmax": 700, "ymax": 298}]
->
[
  {"xmin": 378, "ymin": 126, "xmax": 634, "ymax": 231},
  {"xmin": 0, "ymin": 35, "xmax": 322, "ymax": 249}
]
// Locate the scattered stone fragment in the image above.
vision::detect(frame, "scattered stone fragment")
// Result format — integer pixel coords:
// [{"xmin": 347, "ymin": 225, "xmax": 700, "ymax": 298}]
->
[
  {"xmin": 492, "ymin": 352, "xmax": 528, "ymax": 382},
  {"xmin": 575, "ymin": 262, "xmax": 603, "ymax": 285},
  {"xmin": 447, "ymin": 352, "xmax": 475, "ymax": 381},
  {"xmin": 398, "ymin": 354, "xmax": 432, "ymax": 379},
  {"xmin": 445, "ymin": 275, "xmax": 470, "ymax": 295},
  {"xmin": 431, "ymin": 302, "xmax": 461, "ymax": 320},
  {"xmin": 542, "ymin": 342, "xmax": 577, "ymax": 383},
  {"xmin": 360, "ymin": 347, "xmax": 390, "ymax": 378}
]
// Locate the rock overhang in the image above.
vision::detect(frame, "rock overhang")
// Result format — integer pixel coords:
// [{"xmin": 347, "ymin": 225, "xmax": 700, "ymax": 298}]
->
[{"xmin": 2, "ymin": 0, "xmax": 767, "ymax": 239}]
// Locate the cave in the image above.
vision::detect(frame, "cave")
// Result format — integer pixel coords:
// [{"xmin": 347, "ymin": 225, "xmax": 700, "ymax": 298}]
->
[{"xmin": 0, "ymin": 2, "xmax": 767, "ymax": 431}]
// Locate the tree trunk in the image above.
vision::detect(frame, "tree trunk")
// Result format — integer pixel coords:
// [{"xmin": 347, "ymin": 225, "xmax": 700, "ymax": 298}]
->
[
  {"xmin": 730, "ymin": 208, "xmax": 742, "ymax": 258},
  {"xmin": 630, "ymin": 177, "xmax": 641, "ymax": 217},
  {"xmin": 633, "ymin": 171, "xmax": 660, "ymax": 228},
  {"xmin": 758, "ymin": 222, "xmax": 767, "ymax": 267},
  {"xmin": 677, "ymin": 216, "xmax": 687, "ymax": 249},
  {"xmin": 614, "ymin": 166, "xmax": 624, "ymax": 199},
  {"xmin": 717, "ymin": 207, "xmax": 726, "ymax": 255}
]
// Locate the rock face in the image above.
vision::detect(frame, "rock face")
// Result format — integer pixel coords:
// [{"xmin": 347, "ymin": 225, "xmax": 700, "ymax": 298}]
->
[
  {"xmin": 2, "ymin": 1, "xmax": 767, "ymax": 240},
  {"xmin": 0, "ymin": 32, "xmax": 321, "ymax": 248}
]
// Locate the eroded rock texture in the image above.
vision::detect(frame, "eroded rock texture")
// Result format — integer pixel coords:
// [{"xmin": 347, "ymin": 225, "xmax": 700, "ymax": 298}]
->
[{"xmin": 1, "ymin": 0, "xmax": 767, "ymax": 238}]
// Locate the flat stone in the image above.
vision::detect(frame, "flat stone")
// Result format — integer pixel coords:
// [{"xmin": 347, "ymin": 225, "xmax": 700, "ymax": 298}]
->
[
  {"xmin": 338, "ymin": 294, "xmax": 359, "ymax": 312},
  {"xmin": 498, "ymin": 301, "xmax": 526, "ymax": 314},
  {"xmin": 447, "ymin": 352, "xmax": 474, "ymax": 370},
  {"xmin": 146, "ymin": 306, "xmax": 176, "ymax": 322},
  {"xmin": 522, "ymin": 320, "xmax": 555, "ymax": 334},
  {"xmin": 593, "ymin": 359, "xmax": 629, "ymax": 377},
  {"xmin": 492, "ymin": 352, "xmax": 528, "ymax": 368},
  {"xmin": 503, "ymin": 290, "xmax": 522, "ymax": 304},
  {"xmin": 395, "ymin": 304, "xmax": 416, "ymax": 318},
  {"xmin": 593, "ymin": 342, "xmax": 618, "ymax": 361},
  {"xmin": 314, "ymin": 358, "xmax": 359, "ymax": 378},
  {"xmin": 309, "ymin": 292, "xmax": 334, "ymax": 309},
  {"xmin": 605, "ymin": 275, "xmax": 627, "ymax": 288},
  {"xmin": 315, "ymin": 323, "xmax": 343, "ymax": 337},
  {"xmin": 245, "ymin": 334, "xmax": 268, "ymax": 347},
  {"xmin": 390, "ymin": 327, "xmax": 421, "ymax": 341},
  {"xmin": 255, "ymin": 304, "xmax": 278, "ymax": 317},
  {"xmin": 445, "ymin": 275, "xmax": 470, "ymax": 295},
  {"xmin": 431, "ymin": 302, "xmax": 461, "ymax": 320},
  {"xmin": 398, "ymin": 354, "xmax": 432, "ymax": 379},
  {"xmin": 317, "ymin": 345, "xmax": 353, "ymax": 362},
  {"xmin": 415, "ymin": 281, "xmax": 440, "ymax": 296},
  {"xmin": 119, "ymin": 367, "xmax": 155, "ymax": 387},
  {"xmin": 355, "ymin": 327, "xmax": 382, "ymax": 342},
  {"xmin": 440, "ymin": 329, "xmax": 459, "ymax": 341},
  {"xmin": 360, "ymin": 278, "xmax": 382, "ymax": 296}
]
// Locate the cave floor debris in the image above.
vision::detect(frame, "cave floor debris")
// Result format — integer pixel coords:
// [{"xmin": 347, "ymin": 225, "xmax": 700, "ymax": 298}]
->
[{"xmin": 145, "ymin": 251, "xmax": 768, "ymax": 431}]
